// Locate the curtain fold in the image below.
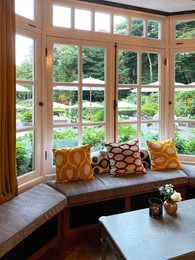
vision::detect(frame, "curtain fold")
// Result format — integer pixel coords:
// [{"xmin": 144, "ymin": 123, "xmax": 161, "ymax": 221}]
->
[{"xmin": 0, "ymin": 0, "xmax": 18, "ymax": 204}]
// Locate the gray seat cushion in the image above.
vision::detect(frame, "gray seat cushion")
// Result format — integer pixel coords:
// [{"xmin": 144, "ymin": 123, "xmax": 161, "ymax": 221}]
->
[
  {"xmin": 47, "ymin": 169, "xmax": 188, "ymax": 206},
  {"xmin": 182, "ymin": 164, "xmax": 195, "ymax": 185},
  {"xmin": 0, "ymin": 183, "xmax": 67, "ymax": 258}
]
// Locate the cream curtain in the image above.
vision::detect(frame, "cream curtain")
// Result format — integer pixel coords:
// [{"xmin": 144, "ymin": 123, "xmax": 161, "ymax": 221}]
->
[{"xmin": 0, "ymin": 0, "xmax": 18, "ymax": 204}]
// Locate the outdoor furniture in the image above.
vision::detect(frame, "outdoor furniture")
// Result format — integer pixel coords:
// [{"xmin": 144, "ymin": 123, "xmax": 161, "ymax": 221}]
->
[{"xmin": 99, "ymin": 199, "xmax": 195, "ymax": 260}]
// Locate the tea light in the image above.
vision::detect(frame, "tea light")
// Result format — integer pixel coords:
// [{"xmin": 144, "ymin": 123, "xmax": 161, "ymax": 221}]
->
[{"xmin": 148, "ymin": 197, "xmax": 163, "ymax": 218}]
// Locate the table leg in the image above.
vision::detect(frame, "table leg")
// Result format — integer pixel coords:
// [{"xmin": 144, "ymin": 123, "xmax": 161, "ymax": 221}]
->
[{"xmin": 101, "ymin": 226, "xmax": 108, "ymax": 260}]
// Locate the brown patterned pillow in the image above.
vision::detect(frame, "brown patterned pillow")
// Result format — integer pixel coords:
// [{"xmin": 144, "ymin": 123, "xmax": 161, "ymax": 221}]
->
[
  {"xmin": 140, "ymin": 148, "xmax": 151, "ymax": 168},
  {"xmin": 91, "ymin": 151, "xmax": 110, "ymax": 174},
  {"xmin": 105, "ymin": 140, "xmax": 147, "ymax": 177}
]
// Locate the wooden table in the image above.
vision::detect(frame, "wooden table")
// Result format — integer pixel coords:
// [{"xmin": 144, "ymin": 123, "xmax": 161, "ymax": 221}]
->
[{"xmin": 99, "ymin": 199, "xmax": 195, "ymax": 260}]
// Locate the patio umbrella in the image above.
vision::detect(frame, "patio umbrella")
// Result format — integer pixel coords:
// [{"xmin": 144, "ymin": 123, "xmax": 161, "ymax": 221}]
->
[
  {"xmin": 78, "ymin": 77, "xmax": 105, "ymax": 84},
  {"xmin": 72, "ymin": 101, "xmax": 103, "ymax": 108},
  {"xmin": 131, "ymin": 88, "xmax": 159, "ymax": 92},
  {"xmin": 16, "ymin": 84, "xmax": 30, "ymax": 92},
  {"xmin": 54, "ymin": 77, "xmax": 105, "ymax": 91},
  {"xmin": 188, "ymin": 82, "xmax": 195, "ymax": 85},
  {"xmin": 16, "ymin": 104, "xmax": 25, "ymax": 109},
  {"xmin": 53, "ymin": 102, "xmax": 70, "ymax": 109},
  {"xmin": 118, "ymin": 101, "xmax": 137, "ymax": 108}
]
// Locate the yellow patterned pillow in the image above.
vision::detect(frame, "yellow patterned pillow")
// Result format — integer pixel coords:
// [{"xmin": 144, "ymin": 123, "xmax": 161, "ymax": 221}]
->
[
  {"xmin": 53, "ymin": 144, "xmax": 94, "ymax": 183},
  {"xmin": 146, "ymin": 138, "xmax": 182, "ymax": 171}
]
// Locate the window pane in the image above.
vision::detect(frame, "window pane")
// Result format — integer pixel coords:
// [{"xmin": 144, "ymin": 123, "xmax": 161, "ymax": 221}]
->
[
  {"xmin": 148, "ymin": 20, "xmax": 160, "ymax": 39},
  {"xmin": 16, "ymin": 84, "xmax": 34, "ymax": 129},
  {"xmin": 82, "ymin": 87, "xmax": 105, "ymax": 123},
  {"xmin": 141, "ymin": 88, "xmax": 159, "ymax": 120},
  {"xmin": 53, "ymin": 86, "xmax": 78, "ymax": 124},
  {"xmin": 175, "ymin": 52, "xmax": 195, "ymax": 85},
  {"xmin": 95, "ymin": 12, "xmax": 110, "ymax": 33},
  {"xmin": 175, "ymin": 124, "xmax": 195, "ymax": 155},
  {"xmin": 141, "ymin": 124, "xmax": 159, "ymax": 147},
  {"xmin": 82, "ymin": 47, "xmax": 105, "ymax": 82},
  {"xmin": 53, "ymin": 127, "xmax": 78, "ymax": 148},
  {"xmin": 175, "ymin": 89, "xmax": 195, "ymax": 119},
  {"xmin": 15, "ymin": 0, "xmax": 34, "ymax": 20},
  {"xmin": 53, "ymin": 5, "xmax": 71, "ymax": 28},
  {"xmin": 118, "ymin": 124, "xmax": 137, "ymax": 143},
  {"xmin": 118, "ymin": 50, "xmax": 138, "ymax": 84},
  {"xmin": 75, "ymin": 9, "xmax": 91, "ymax": 31},
  {"xmin": 118, "ymin": 89, "xmax": 137, "ymax": 122},
  {"xmin": 53, "ymin": 44, "xmax": 78, "ymax": 82},
  {"xmin": 16, "ymin": 35, "xmax": 34, "ymax": 81},
  {"xmin": 131, "ymin": 18, "xmax": 145, "ymax": 37},
  {"xmin": 114, "ymin": 15, "xmax": 128, "ymax": 35},
  {"xmin": 16, "ymin": 131, "xmax": 34, "ymax": 176},
  {"xmin": 142, "ymin": 52, "xmax": 159, "ymax": 85},
  {"xmin": 82, "ymin": 126, "xmax": 105, "ymax": 151},
  {"xmin": 176, "ymin": 20, "xmax": 195, "ymax": 39}
]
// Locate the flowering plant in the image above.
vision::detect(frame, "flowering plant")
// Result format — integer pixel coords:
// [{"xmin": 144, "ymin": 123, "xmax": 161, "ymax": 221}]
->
[{"xmin": 158, "ymin": 184, "xmax": 182, "ymax": 202}]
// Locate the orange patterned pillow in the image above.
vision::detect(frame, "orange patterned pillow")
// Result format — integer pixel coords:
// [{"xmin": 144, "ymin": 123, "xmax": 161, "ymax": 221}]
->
[
  {"xmin": 53, "ymin": 144, "xmax": 94, "ymax": 183},
  {"xmin": 146, "ymin": 138, "xmax": 182, "ymax": 171}
]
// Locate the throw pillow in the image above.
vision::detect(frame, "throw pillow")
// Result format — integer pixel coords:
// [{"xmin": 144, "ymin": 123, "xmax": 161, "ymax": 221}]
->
[
  {"xmin": 91, "ymin": 150, "xmax": 110, "ymax": 174},
  {"xmin": 53, "ymin": 144, "xmax": 94, "ymax": 183},
  {"xmin": 104, "ymin": 140, "xmax": 147, "ymax": 176},
  {"xmin": 146, "ymin": 138, "xmax": 182, "ymax": 171},
  {"xmin": 140, "ymin": 148, "xmax": 151, "ymax": 168}
]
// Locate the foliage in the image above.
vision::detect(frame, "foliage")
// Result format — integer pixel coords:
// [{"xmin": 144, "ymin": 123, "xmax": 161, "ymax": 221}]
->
[
  {"xmin": 118, "ymin": 125, "xmax": 137, "ymax": 143},
  {"xmin": 92, "ymin": 110, "xmax": 104, "ymax": 122},
  {"xmin": 175, "ymin": 90, "xmax": 195, "ymax": 117},
  {"xmin": 176, "ymin": 20, "xmax": 195, "ymax": 40},
  {"xmin": 82, "ymin": 127, "xmax": 104, "ymax": 151},
  {"xmin": 175, "ymin": 52, "xmax": 195, "ymax": 84},
  {"xmin": 114, "ymin": 20, "xmax": 128, "ymax": 35},
  {"xmin": 53, "ymin": 128, "xmax": 78, "ymax": 148},
  {"xmin": 158, "ymin": 184, "xmax": 175, "ymax": 200},
  {"xmin": 141, "ymin": 132, "xmax": 158, "ymax": 147},
  {"xmin": 174, "ymin": 130, "xmax": 195, "ymax": 155},
  {"xmin": 141, "ymin": 103, "xmax": 157, "ymax": 117},
  {"xmin": 16, "ymin": 133, "xmax": 33, "ymax": 176},
  {"xmin": 22, "ymin": 110, "xmax": 32, "ymax": 124}
]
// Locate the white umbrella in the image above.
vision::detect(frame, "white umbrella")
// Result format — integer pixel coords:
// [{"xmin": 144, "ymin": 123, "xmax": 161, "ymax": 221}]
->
[
  {"xmin": 72, "ymin": 101, "xmax": 103, "ymax": 108},
  {"xmin": 54, "ymin": 86, "xmax": 104, "ymax": 91},
  {"xmin": 118, "ymin": 101, "xmax": 137, "ymax": 108},
  {"xmin": 53, "ymin": 102, "xmax": 70, "ymax": 109},
  {"xmin": 78, "ymin": 77, "xmax": 105, "ymax": 84},
  {"xmin": 188, "ymin": 82, "xmax": 195, "ymax": 85},
  {"xmin": 16, "ymin": 104, "xmax": 25, "ymax": 109},
  {"xmin": 54, "ymin": 77, "xmax": 105, "ymax": 91},
  {"xmin": 132, "ymin": 88, "xmax": 159, "ymax": 93},
  {"xmin": 16, "ymin": 84, "xmax": 30, "ymax": 92}
]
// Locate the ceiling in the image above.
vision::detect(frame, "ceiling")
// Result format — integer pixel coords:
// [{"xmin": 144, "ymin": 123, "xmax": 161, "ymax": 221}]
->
[{"xmin": 102, "ymin": 0, "xmax": 195, "ymax": 14}]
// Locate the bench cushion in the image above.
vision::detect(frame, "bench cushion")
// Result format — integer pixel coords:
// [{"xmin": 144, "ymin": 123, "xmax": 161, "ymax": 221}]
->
[
  {"xmin": 47, "ymin": 169, "xmax": 188, "ymax": 206},
  {"xmin": 0, "ymin": 183, "xmax": 67, "ymax": 258},
  {"xmin": 182, "ymin": 164, "xmax": 195, "ymax": 185}
]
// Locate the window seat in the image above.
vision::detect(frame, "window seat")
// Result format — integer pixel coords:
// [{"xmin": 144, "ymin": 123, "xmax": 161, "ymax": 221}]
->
[
  {"xmin": 0, "ymin": 183, "xmax": 67, "ymax": 258},
  {"xmin": 47, "ymin": 165, "xmax": 191, "ymax": 238}
]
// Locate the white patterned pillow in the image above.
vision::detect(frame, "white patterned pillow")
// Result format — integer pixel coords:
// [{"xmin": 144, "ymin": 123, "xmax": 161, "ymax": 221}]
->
[{"xmin": 91, "ymin": 151, "xmax": 110, "ymax": 174}]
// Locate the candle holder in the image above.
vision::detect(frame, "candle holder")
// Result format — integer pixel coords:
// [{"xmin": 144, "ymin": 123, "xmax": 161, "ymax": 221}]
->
[{"xmin": 148, "ymin": 197, "xmax": 163, "ymax": 218}]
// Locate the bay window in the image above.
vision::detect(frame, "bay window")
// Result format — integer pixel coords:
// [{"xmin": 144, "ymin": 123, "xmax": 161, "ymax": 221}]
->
[{"xmin": 13, "ymin": 0, "xmax": 195, "ymax": 190}]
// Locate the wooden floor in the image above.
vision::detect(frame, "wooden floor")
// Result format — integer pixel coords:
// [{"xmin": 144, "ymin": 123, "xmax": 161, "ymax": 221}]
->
[{"xmin": 31, "ymin": 230, "xmax": 116, "ymax": 260}]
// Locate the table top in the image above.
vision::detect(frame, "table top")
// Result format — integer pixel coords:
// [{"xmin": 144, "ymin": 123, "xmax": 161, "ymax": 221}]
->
[{"xmin": 99, "ymin": 199, "xmax": 195, "ymax": 260}]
